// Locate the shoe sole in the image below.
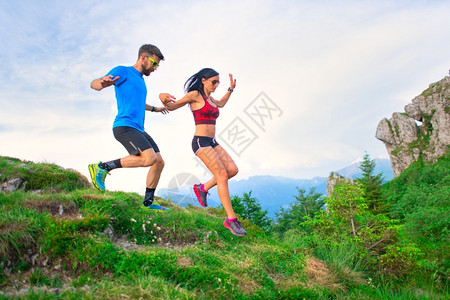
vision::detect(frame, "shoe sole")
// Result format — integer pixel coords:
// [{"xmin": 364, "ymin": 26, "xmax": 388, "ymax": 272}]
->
[
  {"xmin": 140, "ymin": 205, "xmax": 168, "ymax": 212},
  {"xmin": 193, "ymin": 185, "xmax": 207, "ymax": 207},
  {"xmin": 88, "ymin": 164, "xmax": 104, "ymax": 191},
  {"xmin": 223, "ymin": 220, "xmax": 246, "ymax": 237}
]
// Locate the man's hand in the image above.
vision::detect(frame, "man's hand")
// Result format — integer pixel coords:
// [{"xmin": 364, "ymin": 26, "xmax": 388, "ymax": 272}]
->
[
  {"xmin": 91, "ymin": 75, "xmax": 120, "ymax": 91},
  {"xmin": 100, "ymin": 75, "xmax": 120, "ymax": 88},
  {"xmin": 154, "ymin": 106, "xmax": 170, "ymax": 114}
]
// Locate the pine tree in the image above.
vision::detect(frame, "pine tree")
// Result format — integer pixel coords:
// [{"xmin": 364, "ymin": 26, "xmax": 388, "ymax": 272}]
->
[
  {"xmin": 274, "ymin": 187, "xmax": 324, "ymax": 236},
  {"xmin": 357, "ymin": 152, "xmax": 387, "ymax": 214},
  {"xmin": 231, "ymin": 191, "xmax": 273, "ymax": 232}
]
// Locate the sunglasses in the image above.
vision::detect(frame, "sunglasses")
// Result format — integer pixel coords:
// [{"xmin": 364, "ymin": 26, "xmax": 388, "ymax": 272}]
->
[
  {"xmin": 209, "ymin": 79, "xmax": 220, "ymax": 85},
  {"xmin": 147, "ymin": 56, "xmax": 159, "ymax": 67}
]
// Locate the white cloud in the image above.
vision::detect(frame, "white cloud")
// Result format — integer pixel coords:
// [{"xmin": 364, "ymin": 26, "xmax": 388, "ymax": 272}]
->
[{"xmin": 1, "ymin": 0, "xmax": 449, "ymax": 196}]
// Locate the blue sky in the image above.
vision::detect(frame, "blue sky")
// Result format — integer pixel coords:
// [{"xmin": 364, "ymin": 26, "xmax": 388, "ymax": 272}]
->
[{"xmin": 1, "ymin": 0, "xmax": 449, "ymax": 195}]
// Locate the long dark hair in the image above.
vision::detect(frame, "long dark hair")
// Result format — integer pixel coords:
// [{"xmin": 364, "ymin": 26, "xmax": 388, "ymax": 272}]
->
[{"xmin": 184, "ymin": 68, "xmax": 219, "ymax": 98}]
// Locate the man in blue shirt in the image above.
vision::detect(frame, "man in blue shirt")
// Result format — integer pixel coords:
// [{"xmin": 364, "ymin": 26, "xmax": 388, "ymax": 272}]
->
[{"xmin": 88, "ymin": 44, "xmax": 169, "ymax": 211}]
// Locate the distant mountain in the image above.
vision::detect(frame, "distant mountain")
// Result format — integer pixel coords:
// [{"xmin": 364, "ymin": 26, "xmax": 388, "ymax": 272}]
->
[
  {"xmin": 157, "ymin": 159, "xmax": 393, "ymax": 218},
  {"xmin": 333, "ymin": 158, "xmax": 394, "ymax": 180}
]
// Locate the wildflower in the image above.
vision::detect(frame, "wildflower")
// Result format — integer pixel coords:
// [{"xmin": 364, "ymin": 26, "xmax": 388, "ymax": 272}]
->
[
  {"xmin": 142, "ymin": 224, "xmax": 146, "ymax": 232},
  {"xmin": 130, "ymin": 218, "xmax": 137, "ymax": 223}
]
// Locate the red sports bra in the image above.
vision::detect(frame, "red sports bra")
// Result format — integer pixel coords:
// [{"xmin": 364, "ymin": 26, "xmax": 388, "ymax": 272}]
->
[{"xmin": 192, "ymin": 95, "xmax": 220, "ymax": 125}]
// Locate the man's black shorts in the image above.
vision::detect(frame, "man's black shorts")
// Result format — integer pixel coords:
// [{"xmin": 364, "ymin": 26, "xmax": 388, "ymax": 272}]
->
[{"xmin": 113, "ymin": 126, "xmax": 160, "ymax": 155}]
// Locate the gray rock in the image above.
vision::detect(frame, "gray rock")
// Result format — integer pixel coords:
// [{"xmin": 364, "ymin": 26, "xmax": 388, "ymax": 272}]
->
[
  {"xmin": 404, "ymin": 103, "xmax": 422, "ymax": 121},
  {"xmin": 376, "ymin": 76, "xmax": 450, "ymax": 176},
  {"xmin": 326, "ymin": 172, "xmax": 354, "ymax": 196},
  {"xmin": 1, "ymin": 178, "xmax": 23, "ymax": 192}
]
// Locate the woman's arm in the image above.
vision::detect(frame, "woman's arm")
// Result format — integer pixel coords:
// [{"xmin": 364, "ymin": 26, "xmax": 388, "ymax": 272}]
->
[
  {"xmin": 159, "ymin": 91, "xmax": 197, "ymax": 111},
  {"xmin": 212, "ymin": 74, "xmax": 236, "ymax": 108}
]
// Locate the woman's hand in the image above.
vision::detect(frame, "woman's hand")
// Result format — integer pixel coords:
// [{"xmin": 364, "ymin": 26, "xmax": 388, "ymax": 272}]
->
[
  {"xmin": 159, "ymin": 93, "xmax": 176, "ymax": 106},
  {"xmin": 229, "ymin": 74, "xmax": 236, "ymax": 90}
]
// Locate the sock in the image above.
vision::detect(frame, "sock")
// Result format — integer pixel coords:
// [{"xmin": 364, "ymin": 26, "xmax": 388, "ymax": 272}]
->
[
  {"xmin": 227, "ymin": 217, "xmax": 237, "ymax": 222},
  {"xmin": 99, "ymin": 159, "xmax": 122, "ymax": 172},
  {"xmin": 143, "ymin": 188, "xmax": 155, "ymax": 206}
]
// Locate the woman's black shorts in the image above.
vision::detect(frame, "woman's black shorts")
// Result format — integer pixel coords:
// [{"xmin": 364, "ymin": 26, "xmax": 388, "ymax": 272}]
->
[{"xmin": 191, "ymin": 136, "xmax": 219, "ymax": 154}]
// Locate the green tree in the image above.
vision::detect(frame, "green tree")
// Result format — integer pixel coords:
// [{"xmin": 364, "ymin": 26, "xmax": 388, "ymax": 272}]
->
[
  {"xmin": 306, "ymin": 183, "xmax": 398, "ymax": 249},
  {"xmin": 274, "ymin": 187, "xmax": 324, "ymax": 236},
  {"xmin": 357, "ymin": 152, "xmax": 386, "ymax": 214},
  {"xmin": 231, "ymin": 191, "xmax": 273, "ymax": 232},
  {"xmin": 326, "ymin": 183, "xmax": 368, "ymax": 238}
]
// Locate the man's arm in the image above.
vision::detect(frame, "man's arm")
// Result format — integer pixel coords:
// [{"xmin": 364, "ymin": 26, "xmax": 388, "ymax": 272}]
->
[{"xmin": 91, "ymin": 75, "xmax": 120, "ymax": 91}]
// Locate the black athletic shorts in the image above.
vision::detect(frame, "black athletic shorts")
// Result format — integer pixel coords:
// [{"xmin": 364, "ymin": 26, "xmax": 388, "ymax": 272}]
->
[
  {"xmin": 113, "ymin": 126, "xmax": 160, "ymax": 155},
  {"xmin": 191, "ymin": 136, "xmax": 219, "ymax": 154}
]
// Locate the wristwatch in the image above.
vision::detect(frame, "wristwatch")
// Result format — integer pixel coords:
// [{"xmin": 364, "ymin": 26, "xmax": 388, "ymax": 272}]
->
[{"xmin": 228, "ymin": 87, "xmax": 234, "ymax": 92}]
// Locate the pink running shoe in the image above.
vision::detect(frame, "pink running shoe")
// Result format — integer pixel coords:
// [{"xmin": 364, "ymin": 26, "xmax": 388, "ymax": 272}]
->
[{"xmin": 193, "ymin": 184, "xmax": 208, "ymax": 207}]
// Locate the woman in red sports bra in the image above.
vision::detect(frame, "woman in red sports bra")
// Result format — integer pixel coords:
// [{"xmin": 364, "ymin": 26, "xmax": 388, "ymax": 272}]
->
[{"xmin": 159, "ymin": 68, "xmax": 246, "ymax": 237}]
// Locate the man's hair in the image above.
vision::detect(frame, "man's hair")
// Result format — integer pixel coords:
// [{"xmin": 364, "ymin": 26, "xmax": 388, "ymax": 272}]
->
[{"xmin": 138, "ymin": 44, "xmax": 164, "ymax": 60}]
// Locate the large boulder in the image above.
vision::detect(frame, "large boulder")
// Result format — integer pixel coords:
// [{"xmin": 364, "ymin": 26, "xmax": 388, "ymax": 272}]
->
[{"xmin": 376, "ymin": 76, "xmax": 450, "ymax": 176}]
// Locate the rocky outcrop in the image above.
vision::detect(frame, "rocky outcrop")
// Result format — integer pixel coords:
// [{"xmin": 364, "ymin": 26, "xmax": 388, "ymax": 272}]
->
[
  {"xmin": 1, "ymin": 178, "xmax": 24, "ymax": 192},
  {"xmin": 376, "ymin": 76, "xmax": 450, "ymax": 176},
  {"xmin": 326, "ymin": 172, "xmax": 355, "ymax": 196}
]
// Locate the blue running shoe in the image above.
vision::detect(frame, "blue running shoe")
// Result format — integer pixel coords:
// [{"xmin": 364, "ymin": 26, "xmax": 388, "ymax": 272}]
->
[
  {"xmin": 141, "ymin": 204, "xmax": 170, "ymax": 211},
  {"xmin": 88, "ymin": 162, "xmax": 109, "ymax": 191}
]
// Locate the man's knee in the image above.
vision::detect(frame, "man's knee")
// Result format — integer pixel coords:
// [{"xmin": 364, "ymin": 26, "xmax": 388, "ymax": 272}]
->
[
  {"xmin": 156, "ymin": 156, "xmax": 165, "ymax": 169},
  {"xmin": 142, "ymin": 154, "xmax": 157, "ymax": 167}
]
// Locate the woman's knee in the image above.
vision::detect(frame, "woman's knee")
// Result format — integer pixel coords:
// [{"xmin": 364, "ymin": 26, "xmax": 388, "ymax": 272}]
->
[
  {"xmin": 215, "ymin": 168, "xmax": 229, "ymax": 182},
  {"xmin": 228, "ymin": 165, "xmax": 238, "ymax": 178}
]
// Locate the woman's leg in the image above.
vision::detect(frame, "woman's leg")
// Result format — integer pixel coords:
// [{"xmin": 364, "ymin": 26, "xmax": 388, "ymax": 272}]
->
[
  {"xmin": 203, "ymin": 145, "xmax": 238, "ymax": 191},
  {"xmin": 196, "ymin": 146, "xmax": 236, "ymax": 219}
]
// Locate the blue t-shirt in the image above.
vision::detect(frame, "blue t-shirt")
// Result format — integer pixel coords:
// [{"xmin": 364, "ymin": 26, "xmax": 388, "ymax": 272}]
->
[{"xmin": 107, "ymin": 66, "xmax": 147, "ymax": 132}]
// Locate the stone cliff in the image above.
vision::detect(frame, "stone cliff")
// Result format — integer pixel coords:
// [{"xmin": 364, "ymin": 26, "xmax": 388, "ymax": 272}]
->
[{"xmin": 376, "ymin": 76, "xmax": 450, "ymax": 176}]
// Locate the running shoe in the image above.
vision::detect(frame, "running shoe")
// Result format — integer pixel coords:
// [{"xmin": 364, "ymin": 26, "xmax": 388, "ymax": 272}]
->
[
  {"xmin": 223, "ymin": 218, "xmax": 247, "ymax": 236},
  {"xmin": 193, "ymin": 184, "xmax": 208, "ymax": 207},
  {"xmin": 141, "ymin": 204, "xmax": 170, "ymax": 211},
  {"xmin": 88, "ymin": 162, "xmax": 109, "ymax": 191}
]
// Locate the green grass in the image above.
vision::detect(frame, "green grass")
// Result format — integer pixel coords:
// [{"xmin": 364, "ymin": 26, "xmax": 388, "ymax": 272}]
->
[{"xmin": 0, "ymin": 155, "xmax": 448, "ymax": 299}]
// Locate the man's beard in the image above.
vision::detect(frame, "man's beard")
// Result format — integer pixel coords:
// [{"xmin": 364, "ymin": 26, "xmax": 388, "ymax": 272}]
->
[{"xmin": 143, "ymin": 67, "xmax": 152, "ymax": 76}]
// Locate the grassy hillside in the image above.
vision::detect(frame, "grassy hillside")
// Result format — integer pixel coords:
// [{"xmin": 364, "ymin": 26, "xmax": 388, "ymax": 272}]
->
[
  {"xmin": 0, "ymin": 156, "xmax": 340, "ymax": 299},
  {"xmin": 0, "ymin": 155, "xmax": 448, "ymax": 299}
]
